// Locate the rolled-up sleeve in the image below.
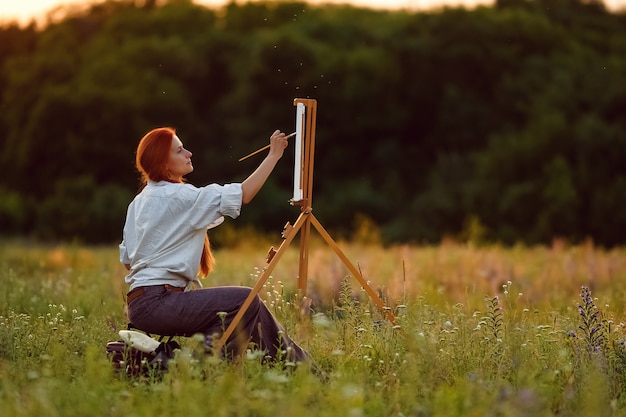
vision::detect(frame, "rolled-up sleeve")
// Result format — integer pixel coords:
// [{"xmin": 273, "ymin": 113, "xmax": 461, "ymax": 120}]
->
[
  {"xmin": 219, "ymin": 183, "xmax": 243, "ymax": 218},
  {"xmin": 188, "ymin": 183, "xmax": 242, "ymax": 230}
]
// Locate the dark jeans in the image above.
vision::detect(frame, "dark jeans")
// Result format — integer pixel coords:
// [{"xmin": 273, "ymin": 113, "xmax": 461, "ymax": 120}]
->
[{"xmin": 127, "ymin": 285, "xmax": 311, "ymax": 363}]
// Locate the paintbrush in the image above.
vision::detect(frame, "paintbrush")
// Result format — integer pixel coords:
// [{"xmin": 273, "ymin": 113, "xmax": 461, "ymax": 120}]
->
[{"xmin": 238, "ymin": 132, "xmax": 297, "ymax": 162}]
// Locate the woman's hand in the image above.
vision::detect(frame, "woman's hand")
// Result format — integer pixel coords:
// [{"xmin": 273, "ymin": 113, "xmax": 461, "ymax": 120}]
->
[
  {"xmin": 241, "ymin": 130, "xmax": 290, "ymax": 204},
  {"xmin": 267, "ymin": 130, "xmax": 289, "ymax": 160}
]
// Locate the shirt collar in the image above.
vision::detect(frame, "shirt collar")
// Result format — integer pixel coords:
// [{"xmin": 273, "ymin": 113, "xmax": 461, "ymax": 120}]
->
[{"xmin": 147, "ymin": 180, "xmax": 169, "ymax": 187}]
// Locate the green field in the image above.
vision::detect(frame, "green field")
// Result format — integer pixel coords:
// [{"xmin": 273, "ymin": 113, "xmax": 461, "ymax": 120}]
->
[{"xmin": 2, "ymin": 239, "xmax": 626, "ymax": 416}]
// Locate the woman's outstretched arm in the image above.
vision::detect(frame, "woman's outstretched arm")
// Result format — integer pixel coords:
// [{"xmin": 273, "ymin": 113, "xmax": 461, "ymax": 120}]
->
[{"xmin": 241, "ymin": 130, "xmax": 288, "ymax": 205}]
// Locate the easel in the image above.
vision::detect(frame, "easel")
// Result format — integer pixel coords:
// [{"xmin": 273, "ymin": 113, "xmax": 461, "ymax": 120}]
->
[{"xmin": 214, "ymin": 98, "xmax": 396, "ymax": 353}]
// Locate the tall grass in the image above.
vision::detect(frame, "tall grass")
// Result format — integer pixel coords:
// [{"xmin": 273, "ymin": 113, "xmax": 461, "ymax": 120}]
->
[{"xmin": 2, "ymin": 238, "xmax": 626, "ymax": 416}]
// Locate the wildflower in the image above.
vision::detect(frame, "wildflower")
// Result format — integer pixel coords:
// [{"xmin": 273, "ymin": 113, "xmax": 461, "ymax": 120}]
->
[
  {"xmin": 312, "ymin": 313, "xmax": 332, "ymax": 328},
  {"xmin": 575, "ymin": 286, "xmax": 607, "ymax": 357},
  {"xmin": 483, "ymin": 295, "xmax": 504, "ymax": 341},
  {"xmin": 264, "ymin": 370, "xmax": 289, "ymax": 383},
  {"xmin": 246, "ymin": 349, "xmax": 265, "ymax": 361}
]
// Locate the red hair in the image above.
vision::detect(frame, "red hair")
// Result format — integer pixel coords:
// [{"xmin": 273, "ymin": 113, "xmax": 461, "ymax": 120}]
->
[
  {"xmin": 136, "ymin": 127, "xmax": 175, "ymax": 186},
  {"xmin": 135, "ymin": 127, "xmax": 214, "ymax": 278}
]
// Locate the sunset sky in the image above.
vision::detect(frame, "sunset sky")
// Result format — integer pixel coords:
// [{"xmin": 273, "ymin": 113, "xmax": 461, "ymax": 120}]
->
[{"xmin": 3, "ymin": 0, "xmax": 624, "ymax": 25}]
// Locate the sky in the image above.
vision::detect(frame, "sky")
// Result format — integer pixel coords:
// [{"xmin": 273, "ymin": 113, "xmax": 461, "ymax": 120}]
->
[
  {"xmin": 2, "ymin": 0, "xmax": 624, "ymax": 25},
  {"xmin": 1, "ymin": 0, "xmax": 625, "ymax": 26}
]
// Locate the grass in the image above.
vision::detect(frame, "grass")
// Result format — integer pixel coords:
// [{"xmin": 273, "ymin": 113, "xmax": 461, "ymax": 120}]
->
[{"xmin": 2, "ymin": 237, "xmax": 626, "ymax": 416}]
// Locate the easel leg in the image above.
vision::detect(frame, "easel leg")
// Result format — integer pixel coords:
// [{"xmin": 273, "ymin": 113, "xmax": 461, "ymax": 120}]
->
[
  {"xmin": 213, "ymin": 213, "xmax": 307, "ymax": 354},
  {"xmin": 214, "ymin": 211, "xmax": 396, "ymax": 355},
  {"xmin": 298, "ymin": 215, "xmax": 311, "ymax": 295},
  {"xmin": 309, "ymin": 214, "xmax": 396, "ymax": 325}
]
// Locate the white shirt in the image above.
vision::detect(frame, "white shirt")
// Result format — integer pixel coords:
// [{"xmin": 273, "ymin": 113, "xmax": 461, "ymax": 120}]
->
[{"xmin": 119, "ymin": 180, "xmax": 243, "ymax": 291}]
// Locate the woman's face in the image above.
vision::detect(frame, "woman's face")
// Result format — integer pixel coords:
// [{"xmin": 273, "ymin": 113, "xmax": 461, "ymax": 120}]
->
[{"xmin": 167, "ymin": 135, "xmax": 193, "ymax": 181}]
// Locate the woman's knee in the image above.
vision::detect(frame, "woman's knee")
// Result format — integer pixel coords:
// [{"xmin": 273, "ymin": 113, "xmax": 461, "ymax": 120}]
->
[{"xmin": 235, "ymin": 288, "xmax": 262, "ymax": 316}]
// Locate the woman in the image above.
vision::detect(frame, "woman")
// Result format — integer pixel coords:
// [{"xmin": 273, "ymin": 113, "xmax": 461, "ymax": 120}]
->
[{"xmin": 119, "ymin": 127, "xmax": 311, "ymax": 364}]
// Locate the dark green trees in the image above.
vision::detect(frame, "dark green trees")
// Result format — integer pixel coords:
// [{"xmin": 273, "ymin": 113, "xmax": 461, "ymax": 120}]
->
[{"xmin": 1, "ymin": 0, "xmax": 624, "ymax": 246}]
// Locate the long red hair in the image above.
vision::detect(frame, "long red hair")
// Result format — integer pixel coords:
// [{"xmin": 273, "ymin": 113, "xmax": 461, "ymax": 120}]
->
[{"xmin": 136, "ymin": 127, "xmax": 214, "ymax": 278}]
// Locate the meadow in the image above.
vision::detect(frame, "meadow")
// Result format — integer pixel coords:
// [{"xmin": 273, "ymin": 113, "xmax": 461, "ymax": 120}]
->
[{"xmin": 2, "ymin": 236, "xmax": 626, "ymax": 416}]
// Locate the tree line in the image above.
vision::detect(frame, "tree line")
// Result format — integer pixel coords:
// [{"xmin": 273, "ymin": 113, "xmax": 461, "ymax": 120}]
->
[{"xmin": 1, "ymin": 0, "xmax": 625, "ymax": 247}]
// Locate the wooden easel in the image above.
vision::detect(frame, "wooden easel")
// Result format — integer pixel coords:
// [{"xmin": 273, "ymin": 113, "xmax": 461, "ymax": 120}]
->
[{"xmin": 214, "ymin": 98, "xmax": 396, "ymax": 353}]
